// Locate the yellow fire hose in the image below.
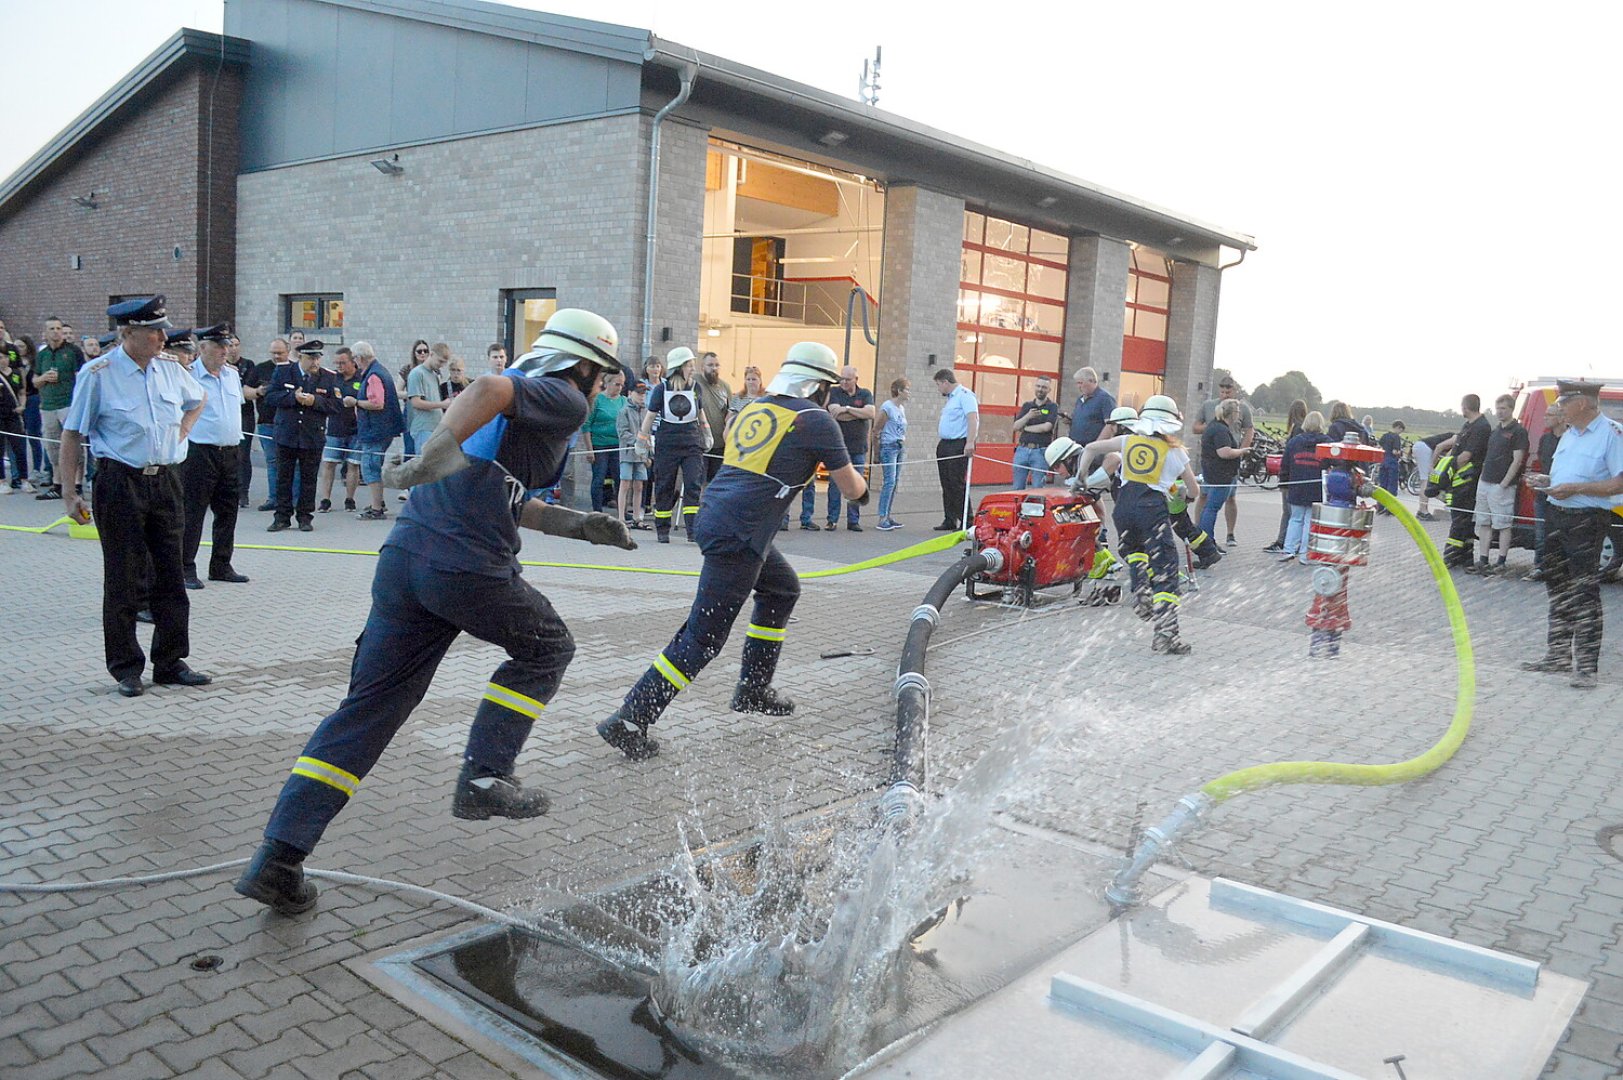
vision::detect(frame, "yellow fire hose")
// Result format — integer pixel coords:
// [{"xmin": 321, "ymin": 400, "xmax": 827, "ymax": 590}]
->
[{"xmin": 1105, "ymin": 486, "xmax": 1475, "ymax": 907}]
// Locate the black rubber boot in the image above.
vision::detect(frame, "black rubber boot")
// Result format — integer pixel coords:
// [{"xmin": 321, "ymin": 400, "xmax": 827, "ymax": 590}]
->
[
  {"xmin": 731, "ymin": 682, "xmax": 795, "ymax": 716},
  {"xmin": 597, "ymin": 711, "xmax": 660, "ymax": 760},
  {"xmin": 451, "ymin": 762, "xmax": 550, "ymax": 820},
  {"xmin": 234, "ymin": 840, "xmax": 318, "ymax": 915},
  {"xmin": 1151, "ymin": 633, "xmax": 1192, "ymax": 656}
]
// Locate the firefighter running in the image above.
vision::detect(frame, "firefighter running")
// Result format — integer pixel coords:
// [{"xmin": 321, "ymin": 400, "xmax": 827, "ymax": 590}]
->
[
  {"xmin": 1077, "ymin": 396, "xmax": 1202, "ymax": 654},
  {"xmin": 599, "ymin": 342, "xmax": 868, "ymax": 760}
]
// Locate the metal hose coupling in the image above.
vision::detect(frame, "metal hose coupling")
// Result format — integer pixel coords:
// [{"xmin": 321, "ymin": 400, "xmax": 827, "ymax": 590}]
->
[
  {"xmin": 878, "ymin": 780, "xmax": 924, "ymax": 825},
  {"xmin": 909, "ymin": 604, "xmax": 940, "ymax": 628},
  {"xmin": 894, "ymin": 670, "xmax": 930, "ymax": 701},
  {"xmin": 1104, "ymin": 791, "xmax": 1214, "ymax": 910},
  {"xmin": 977, "ymin": 547, "xmax": 1005, "ymax": 574}
]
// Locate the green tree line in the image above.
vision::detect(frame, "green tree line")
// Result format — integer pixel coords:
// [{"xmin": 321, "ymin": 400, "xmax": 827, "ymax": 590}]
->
[{"xmin": 1215, "ymin": 368, "xmax": 1459, "ymax": 437}]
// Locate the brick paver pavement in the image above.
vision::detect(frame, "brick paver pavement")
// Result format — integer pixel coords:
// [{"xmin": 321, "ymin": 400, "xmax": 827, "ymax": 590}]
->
[{"xmin": 3, "ymin": 479, "xmax": 1622, "ymax": 1077}]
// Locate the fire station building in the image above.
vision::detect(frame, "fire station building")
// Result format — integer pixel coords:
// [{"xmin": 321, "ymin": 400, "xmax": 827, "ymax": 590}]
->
[{"xmin": 0, "ymin": 0, "xmax": 1255, "ymax": 483}]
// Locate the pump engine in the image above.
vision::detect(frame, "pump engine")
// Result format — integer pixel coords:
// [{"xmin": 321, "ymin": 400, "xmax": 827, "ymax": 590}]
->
[{"xmin": 965, "ymin": 487, "xmax": 1103, "ymax": 606}]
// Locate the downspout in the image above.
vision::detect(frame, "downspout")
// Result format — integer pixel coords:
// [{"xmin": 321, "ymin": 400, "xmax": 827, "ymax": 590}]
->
[{"xmin": 641, "ymin": 43, "xmax": 699, "ymax": 357}]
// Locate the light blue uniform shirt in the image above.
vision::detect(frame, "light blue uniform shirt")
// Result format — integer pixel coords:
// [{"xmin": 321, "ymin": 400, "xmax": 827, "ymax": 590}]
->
[
  {"xmin": 937, "ymin": 384, "xmax": 978, "ymax": 440},
  {"xmin": 186, "ymin": 357, "xmax": 244, "ymax": 447},
  {"xmin": 1549, "ymin": 411, "xmax": 1623, "ymax": 510},
  {"xmin": 63, "ymin": 347, "xmax": 205, "ymax": 468}
]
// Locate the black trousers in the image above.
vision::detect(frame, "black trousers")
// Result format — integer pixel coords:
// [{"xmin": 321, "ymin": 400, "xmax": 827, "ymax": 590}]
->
[
  {"xmin": 1444, "ymin": 480, "xmax": 1479, "ymax": 561},
  {"xmin": 936, "ymin": 437, "xmax": 968, "ymax": 526},
  {"xmin": 92, "ymin": 460, "xmax": 190, "ymax": 680},
  {"xmin": 275, "ymin": 443, "xmax": 322, "ymax": 523},
  {"xmin": 653, "ymin": 446, "xmax": 706, "ymax": 538},
  {"xmin": 1541, "ymin": 505, "xmax": 1609, "ymax": 674},
  {"xmin": 183, "ymin": 442, "xmax": 241, "ymax": 577},
  {"xmin": 704, "ymin": 451, "xmax": 725, "ymax": 484},
  {"xmin": 237, "ymin": 431, "xmax": 255, "ymax": 504}
]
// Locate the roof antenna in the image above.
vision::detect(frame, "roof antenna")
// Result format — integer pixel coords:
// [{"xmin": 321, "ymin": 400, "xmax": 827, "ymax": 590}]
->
[{"xmin": 859, "ymin": 46, "xmax": 882, "ymax": 106}]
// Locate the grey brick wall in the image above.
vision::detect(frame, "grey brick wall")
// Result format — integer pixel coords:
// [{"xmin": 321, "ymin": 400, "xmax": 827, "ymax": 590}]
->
[
  {"xmin": 0, "ymin": 64, "xmax": 243, "ymax": 335},
  {"xmin": 1164, "ymin": 260, "xmax": 1221, "ymax": 424},
  {"xmin": 236, "ymin": 110, "xmax": 703, "ymax": 369},
  {"xmin": 875, "ymin": 184, "xmax": 966, "ymax": 445},
  {"xmin": 1061, "ymin": 235, "xmax": 1130, "ymax": 396}
]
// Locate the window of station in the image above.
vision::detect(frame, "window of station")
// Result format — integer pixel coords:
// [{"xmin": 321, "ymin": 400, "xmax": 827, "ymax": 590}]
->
[
  {"xmin": 957, "ymin": 210, "xmax": 1069, "ymax": 483},
  {"xmin": 283, "ymin": 293, "xmax": 344, "ymax": 337},
  {"xmin": 699, "ymin": 139, "xmax": 883, "ymax": 388},
  {"xmin": 1118, "ymin": 247, "xmax": 1169, "ymax": 409}
]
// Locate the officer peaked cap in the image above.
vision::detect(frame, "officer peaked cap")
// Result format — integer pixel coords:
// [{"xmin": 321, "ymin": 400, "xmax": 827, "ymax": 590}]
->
[
  {"xmin": 1555, "ymin": 379, "xmax": 1605, "ymax": 401},
  {"xmin": 107, "ymin": 295, "xmax": 172, "ymax": 328},
  {"xmin": 294, "ymin": 339, "xmax": 326, "ymax": 355}
]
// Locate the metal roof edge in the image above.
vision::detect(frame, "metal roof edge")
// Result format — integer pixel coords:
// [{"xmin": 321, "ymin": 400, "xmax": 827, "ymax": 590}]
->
[
  {"xmin": 308, "ymin": 0, "xmax": 651, "ymax": 64},
  {"xmin": 647, "ymin": 39, "xmax": 1256, "ymax": 254},
  {"xmin": 0, "ymin": 28, "xmax": 250, "ymax": 217}
]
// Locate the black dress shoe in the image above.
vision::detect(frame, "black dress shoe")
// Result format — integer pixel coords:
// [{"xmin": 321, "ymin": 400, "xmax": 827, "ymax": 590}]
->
[
  {"xmin": 234, "ymin": 841, "xmax": 318, "ymax": 915},
  {"xmin": 298, "ymin": 521, "xmax": 314, "ymax": 532},
  {"xmin": 932, "ymin": 521, "xmax": 959, "ymax": 531},
  {"xmin": 1520, "ymin": 656, "xmax": 1571, "ymax": 674},
  {"xmin": 256, "ymin": 501, "xmax": 275, "ymax": 512},
  {"xmin": 208, "ymin": 569, "xmax": 250, "ymax": 583},
  {"xmin": 135, "ymin": 609, "xmax": 155, "ymax": 624},
  {"xmin": 184, "ymin": 576, "xmax": 205, "ymax": 590},
  {"xmin": 116, "ymin": 676, "xmax": 144, "ymax": 697},
  {"xmin": 267, "ymin": 519, "xmax": 291, "ymax": 533},
  {"xmin": 154, "ymin": 666, "xmax": 212, "ymax": 687}
]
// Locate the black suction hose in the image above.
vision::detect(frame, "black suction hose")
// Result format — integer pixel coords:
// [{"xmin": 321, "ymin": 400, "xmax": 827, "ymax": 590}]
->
[{"xmin": 880, "ymin": 547, "xmax": 999, "ymax": 824}]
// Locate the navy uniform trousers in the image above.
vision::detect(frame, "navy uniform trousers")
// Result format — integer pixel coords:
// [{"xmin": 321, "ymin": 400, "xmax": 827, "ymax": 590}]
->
[
  {"xmin": 264, "ymin": 546, "xmax": 574, "ymax": 854},
  {"xmin": 1113, "ymin": 484, "xmax": 1182, "ymax": 638},
  {"xmin": 622, "ymin": 545, "xmax": 799, "ymax": 724},
  {"xmin": 94, "ymin": 460, "xmax": 191, "ymax": 680},
  {"xmin": 652, "ymin": 444, "xmax": 705, "ymax": 539},
  {"xmin": 1540, "ymin": 505, "xmax": 1610, "ymax": 675}
]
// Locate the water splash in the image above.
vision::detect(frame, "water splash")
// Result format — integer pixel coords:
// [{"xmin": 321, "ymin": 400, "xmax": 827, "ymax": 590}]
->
[{"xmin": 646, "ymin": 711, "xmax": 1061, "ymax": 1076}]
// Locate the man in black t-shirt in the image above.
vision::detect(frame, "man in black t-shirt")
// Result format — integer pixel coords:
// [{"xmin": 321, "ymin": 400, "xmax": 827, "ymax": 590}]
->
[
  {"xmin": 230, "ymin": 335, "xmax": 260, "ymax": 507},
  {"xmin": 1198, "ymin": 398, "xmax": 1245, "ymax": 542},
  {"xmin": 236, "ymin": 309, "xmax": 633, "ymax": 917},
  {"xmin": 804, "ymin": 364, "xmax": 874, "ymax": 530},
  {"xmin": 1011, "ymin": 375, "xmax": 1060, "ymax": 490},
  {"xmin": 1469, "ymin": 393, "xmax": 1528, "ymax": 574},
  {"xmin": 1439, "ymin": 394, "xmax": 1493, "ymax": 567},
  {"xmin": 599, "ymin": 343, "xmax": 868, "ymax": 761}
]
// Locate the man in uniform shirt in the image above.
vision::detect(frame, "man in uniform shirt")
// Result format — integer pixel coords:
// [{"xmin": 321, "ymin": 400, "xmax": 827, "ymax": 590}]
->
[
  {"xmin": 1520, "ymin": 380, "xmax": 1623, "ymax": 689},
  {"xmin": 1011, "ymin": 375, "xmax": 1060, "ymax": 490},
  {"xmin": 181, "ymin": 325, "xmax": 249, "ymax": 589},
  {"xmin": 598, "ymin": 342, "xmax": 866, "ymax": 760},
  {"xmin": 234, "ymin": 308, "xmax": 632, "ymax": 915},
  {"xmin": 59, "ymin": 296, "xmax": 213, "ymax": 698},
  {"xmin": 266, "ymin": 340, "xmax": 340, "ymax": 532},
  {"xmin": 933, "ymin": 368, "xmax": 979, "ymax": 531},
  {"xmin": 1437, "ymin": 394, "xmax": 1492, "ymax": 568}
]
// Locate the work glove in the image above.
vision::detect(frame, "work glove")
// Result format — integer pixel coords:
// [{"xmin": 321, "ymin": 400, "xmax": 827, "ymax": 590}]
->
[
  {"xmin": 528, "ymin": 503, "xmax": 637, "ymax": 550},
  {"xmin": 383, "ymin": 425, "xmax": 469, "ymax": 489}
]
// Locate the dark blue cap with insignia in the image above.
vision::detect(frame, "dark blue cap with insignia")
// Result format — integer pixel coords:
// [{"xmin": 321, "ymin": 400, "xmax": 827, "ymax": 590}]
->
[
  {"xmin": 97, "ymin": 332, "xmax": 118, "ymax": 348},
  {"xmin": 193, "ymin": 323, "xmax": 231, "ymax": 344},
  {"xmin": 294, "ymin": 339, "xmax": 325, "ymax": 355},
  {"xmin": 165, "ymin": 327, "xmax": 197, "ymax": 349},
  {"xmin": 1556, "ymin": 379, "xmax": 1605, "ymax": 401},
  {"xmin": 107, "ymin": 295, "xmax": 172, "ymax": 328}
]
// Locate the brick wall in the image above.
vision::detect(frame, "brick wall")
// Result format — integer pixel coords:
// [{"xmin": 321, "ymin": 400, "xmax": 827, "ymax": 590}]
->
[
  {"xmin": 1164, "ymin": 260, "xmax": 1221, "ymax": 425},
  {"xmin": 0, "ymin": 63, "xmax": 243, "ymax": 336},
  {"xmin": 1062, "ymin": 234, "xmax": 1130, "ymax": 393},
  {"xmin": 875, "ymin": 184, "xmax": 966, "ymax": 445},
  {"xmin": 235, "ymin": 111, "xmax": 705, "ymax": 370}
]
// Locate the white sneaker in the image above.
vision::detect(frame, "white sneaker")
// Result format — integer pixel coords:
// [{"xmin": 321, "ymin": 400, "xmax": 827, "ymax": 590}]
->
[{"xmin": 0, "ymin": 486, "xmax": 12, "ymax": 496}]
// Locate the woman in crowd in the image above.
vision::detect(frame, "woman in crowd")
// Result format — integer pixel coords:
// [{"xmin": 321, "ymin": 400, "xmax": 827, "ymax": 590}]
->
[
  {"xmin": 1326, "ymin": 400, "xmax": 1370, "ymax": 444},
  {"xmin": 1264, "ymin": 398, "xmax": 1308, "ymax": 553},
  {"xmin": 876, "ymin": 377, "xmax": 910, "ymax": 530},
  {"xmin": 724, "ymin": 366, "xmax": 764, "ymax": 438},
  {"xmin": 13, "ymin": 335, "xmax": 46, "ymax": 488},
  {"xmin": 0, "ymin": 340, "xmax": 29, "ymax": 491},
  {"xmin": 445, "ymin": 353, "xmax": 471, "ymax": 398},
  {"xmin": 1280, "ymin": 410, "xmax": 1331, "ymax": 563}
]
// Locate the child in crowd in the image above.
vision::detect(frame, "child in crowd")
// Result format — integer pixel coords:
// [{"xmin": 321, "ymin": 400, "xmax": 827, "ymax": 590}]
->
[{"xmin": 617, "ymin": 380, "xmax": 650, "ymax": 529}]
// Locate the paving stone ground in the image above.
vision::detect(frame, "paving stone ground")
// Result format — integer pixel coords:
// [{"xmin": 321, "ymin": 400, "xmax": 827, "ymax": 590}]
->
[{"xmin": 3, "ymin": 471, "xmax": 1622, "ymax": 1078}]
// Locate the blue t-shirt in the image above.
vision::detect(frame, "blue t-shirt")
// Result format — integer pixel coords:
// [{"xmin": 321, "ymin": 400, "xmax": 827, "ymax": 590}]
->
[
  {"xmin": 696, "ymin": 394, "xmax": 851, "ymax": 558},
  {"xmin": 1378, "ymin": 430, "xmax": 1403, "ymax": 464},
  {"xmin": 386, "ymin": 372, "xmax": 587, "ymax": 575}
]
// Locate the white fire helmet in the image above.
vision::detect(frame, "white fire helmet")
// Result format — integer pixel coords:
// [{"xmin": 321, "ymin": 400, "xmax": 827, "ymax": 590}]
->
[
  {"xmin": 1108, "ymin": 405, "xmax": 1139, "ymax": 426},
  {"xmin": 765, "ymin": 342, "xmax": 841, "ymax": 400},
  {"xmin": 1134, "ymin": 394, "xmax": 1183, "ymax": 436},
  {"xmin": 1044, "ymin": 436, "xmax": 1081, "ymax": 471},
  {"xmin": 664, "ymin": 346, "xmax": 696, "ymax": 376},
  {"xmin": 514, "ymin": 309, "xmax": 621, "ymax": 376}
]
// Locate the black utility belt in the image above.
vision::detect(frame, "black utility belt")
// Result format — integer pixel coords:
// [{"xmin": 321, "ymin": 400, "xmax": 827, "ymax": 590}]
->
[
  {"xmin": 1548, "ymin": 504, "xmax": 1614, "ymax": 517},
  {"xmin": 100, "ymin": 459, "xmax": 173, "ymax": 475}
]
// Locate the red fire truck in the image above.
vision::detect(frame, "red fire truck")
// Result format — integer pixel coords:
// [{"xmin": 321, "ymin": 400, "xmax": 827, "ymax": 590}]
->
[{"xmin": 1510, "ymin": 378, "xmax": 1623, "ymax": 576}]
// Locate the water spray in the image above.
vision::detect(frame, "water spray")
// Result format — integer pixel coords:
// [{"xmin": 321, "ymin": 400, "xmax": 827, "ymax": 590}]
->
[{"xmin": 1105, "ymin": 485, "xmax": 1476, "ymax": 909}]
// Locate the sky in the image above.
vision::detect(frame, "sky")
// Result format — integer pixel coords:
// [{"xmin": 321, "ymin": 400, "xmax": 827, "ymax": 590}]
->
[{"xmin": 3, "ymin": 0, "xmax": 1621, "ymax": 411}]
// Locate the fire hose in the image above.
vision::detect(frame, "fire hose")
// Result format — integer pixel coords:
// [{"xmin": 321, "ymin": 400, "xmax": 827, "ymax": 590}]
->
[
  {"xmin": 1105, "ymin": 485, "xmax": 1475, "ymax": 908},
  {"xmin": 878, "ymin": 539, "xmax": 999, "ymax": 825}
]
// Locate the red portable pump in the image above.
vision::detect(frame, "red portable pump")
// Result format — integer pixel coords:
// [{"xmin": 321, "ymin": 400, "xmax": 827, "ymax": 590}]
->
[{"xmin": 965, "ymin": 487, "xmax": 1103, "ymax": 606}]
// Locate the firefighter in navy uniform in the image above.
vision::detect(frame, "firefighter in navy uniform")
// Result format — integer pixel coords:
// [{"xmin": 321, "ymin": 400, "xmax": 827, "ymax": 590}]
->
[
  {"xmin": 235, "ymin": 309, "xmax": 634, "ymax": 915},
  {"xmin": 1078, "ymin": 395, "xmax": 1202, "ymax": 654},
  {"xmin": 599, "ymin": 342, "xmax": 868, "ymax": 760},
  {"xmin": 640, "ymin": 346, "xmax": 711, "ymax": 543}
]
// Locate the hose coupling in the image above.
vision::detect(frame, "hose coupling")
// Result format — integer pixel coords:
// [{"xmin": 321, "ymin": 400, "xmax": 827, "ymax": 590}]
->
[
  {"xmin": 978, "ymin": 547, "xmax": 1005, "ymax": 574},
  {"xmin": 1104, "ymin": 791, "xmax": 1214, "ymax": 910},
  {"xmin": 878, "ymin": 781, "xmax": 924, "ymax": 825},
  {"xmin": 910, "ymin": 604, "xmax": 940, "ymax": 628},
  {"xmin": 894, "ymin": 670, "xmax": 931, "ymax": 700}
]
